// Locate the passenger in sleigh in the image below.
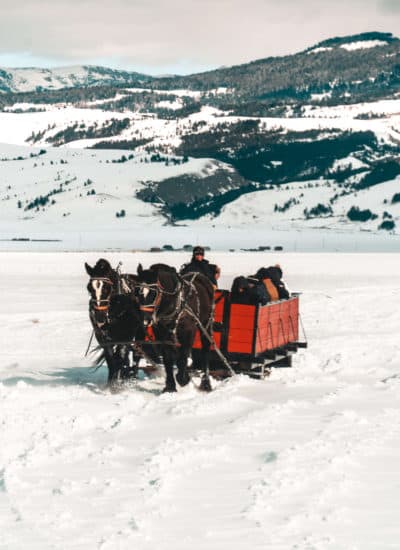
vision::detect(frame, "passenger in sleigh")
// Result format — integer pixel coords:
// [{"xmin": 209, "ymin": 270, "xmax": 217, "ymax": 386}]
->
[
  {"xmin": 254, "ymin": 264, "xmax": 290, "ymax": 300},
  {"xmin": 230, "ymin": 276, "xmax": 269, "ymax": 305}
]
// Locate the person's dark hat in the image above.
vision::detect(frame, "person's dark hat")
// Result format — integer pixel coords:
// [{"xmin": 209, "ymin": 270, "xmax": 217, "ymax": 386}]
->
[{"xmin": 193, "ymin": 246, "xmax": 205, "ymax": 256}]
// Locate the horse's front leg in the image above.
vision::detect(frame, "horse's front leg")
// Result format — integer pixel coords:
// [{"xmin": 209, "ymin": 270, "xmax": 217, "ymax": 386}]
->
[
  {"xmin": 162, "ymin": 343, "xmax": 177, "ymax": 392},
  {"xmin": 104, "ymin": 346, "xmax": 121, "ymax": 390},
  {"xmin": 121, "ymin": 346, "xmax": 138, "ymax": 381},
  {"xmin": 199, "ymin": 334, "xmax": 212, "ymax": 392},
  {"xmin": 176, "ymin": 348, "xmax": 191, "ymax": 387},
  {"xmin": 175, "ymin": 324, "xmax": 193, "ymax": 387},
  {"xmin": 131, "ymin": 350, "xmax": 141, "ymax": 378}
]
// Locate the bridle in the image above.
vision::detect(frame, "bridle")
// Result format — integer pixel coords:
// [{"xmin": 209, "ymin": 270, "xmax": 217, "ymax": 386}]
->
[
  {"xmin": 137, "ymin": 282, "xmax": 162, "ymax": 312},
  {"xmin": 88, "ymin": 262, "xmax": 138, "ymax": 322},
  {"xmin": 89, "ymin": 277, "xmax": 114, "ymax": 311},
  {"xmin": 136, "ymin": 278, "xmax": 182, "ymax": 325},
  {"xmin": 136, "ymin": 273, "xmax": 207, "ymax": 330}
]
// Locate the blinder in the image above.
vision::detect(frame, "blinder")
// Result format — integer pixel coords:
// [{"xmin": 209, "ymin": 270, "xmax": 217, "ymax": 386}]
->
[{"xmin": 136, "ymin": 282, "xmax": 162, "ymax": 313}]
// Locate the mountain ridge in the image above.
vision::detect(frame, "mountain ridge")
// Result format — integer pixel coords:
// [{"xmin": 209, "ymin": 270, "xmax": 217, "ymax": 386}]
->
[
  {"xmin": 1, "ymin": 32, "xmax": 399, "ymax": 96},
  {"xmin": 0, "ymin": 65, "xmax": 153, "ymax": 94}
]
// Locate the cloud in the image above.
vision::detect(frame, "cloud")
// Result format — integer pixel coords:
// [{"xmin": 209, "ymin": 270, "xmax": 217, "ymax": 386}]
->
[
  {"xmin": 0, "ymin": 0, "xmax": 399, "ymax": 73},
  {"xmin": 379, "ymin": 0, "xmax": 400, "ymax": 12}
]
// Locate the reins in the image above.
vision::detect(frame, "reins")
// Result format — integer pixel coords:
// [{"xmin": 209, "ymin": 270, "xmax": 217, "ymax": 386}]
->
[{"xmin": 183, "ymin": 301, "xmax": 235, "ymax": 376}]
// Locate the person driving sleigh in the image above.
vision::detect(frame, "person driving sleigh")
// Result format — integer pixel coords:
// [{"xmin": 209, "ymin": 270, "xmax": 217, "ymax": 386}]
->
[{"xmin": 180, "ymin": 246, "xmax": 221, "ymax": 288}]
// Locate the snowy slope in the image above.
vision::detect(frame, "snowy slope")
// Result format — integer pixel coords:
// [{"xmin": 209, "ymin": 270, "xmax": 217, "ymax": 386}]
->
[
  {"xmin": 0, "ymin": 66, "xmax": 150, "ymax": 93},
  {"xmin": 2, "ymin": 99, "xmax": 400, "ymax": 148},
  {"xmin": 0, "ymin": 142, "xmax": 231, "ymax": 232},
  {"xmin": 211, "ymin": 176, "xmax": 400, "ymax": 233},
  {"xmin": 0, "ymin": 94, "xmax": 400, "ymax": 246},
  {"xmin": 1, "ymin": 143, "xmax": 400, "ymax": 251},
  {"xmin": 1, "ymin": 142, "xmax": 400, "ymax": 251},
  {"xmin": 1, "ymin": 251, "xmax": 400, "ymax": 549}
]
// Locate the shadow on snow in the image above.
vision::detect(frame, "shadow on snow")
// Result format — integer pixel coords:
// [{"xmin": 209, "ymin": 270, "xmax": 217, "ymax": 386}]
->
[{"xmin": 1, "ymin": 365, "xmax": 163, "ymax": 395}]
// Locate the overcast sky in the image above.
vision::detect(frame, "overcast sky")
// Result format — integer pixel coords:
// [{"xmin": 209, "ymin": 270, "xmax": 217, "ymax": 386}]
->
[{"xmin": 0, "ymin": 0, "xmax": 399, "ymax": 74}]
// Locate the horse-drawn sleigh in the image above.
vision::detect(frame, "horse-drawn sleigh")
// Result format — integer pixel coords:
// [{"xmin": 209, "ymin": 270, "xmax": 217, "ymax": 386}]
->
[
  {"xmin": 85, "ymin": 259, "xmax": 307, "ymax": 392},
  {"xmin": 192, "ymin": 289, "xmax": 307, "ymax": 379}
]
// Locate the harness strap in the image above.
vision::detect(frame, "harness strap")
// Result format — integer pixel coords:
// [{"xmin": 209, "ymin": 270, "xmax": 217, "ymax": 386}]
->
[
  {"xmin": 85, "ymin": 329, "xmax": 95, "ymax": 357},
  {"xmin": 90, "ymin": 276, "xmax": 114, "ymax": 285},
  {"xmin": 183, "ymin": 302, "xmax": 235, "ymax": 377},
  {"xmin": 137, "ymin": 280, "xmax": 183, "ymax": 325}
]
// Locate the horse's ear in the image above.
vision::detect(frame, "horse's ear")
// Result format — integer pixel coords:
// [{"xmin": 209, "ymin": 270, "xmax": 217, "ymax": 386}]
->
[
  {"xmin": 85, "ymin": 262, "xmax": 94, "ymax": 276},
  {"xmin": 137, "ymin": 263, "xmax": 143, "ymax": 275}
]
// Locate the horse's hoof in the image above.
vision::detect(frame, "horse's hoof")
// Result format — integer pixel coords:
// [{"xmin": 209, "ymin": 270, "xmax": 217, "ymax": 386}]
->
[
  {"xmin": 199, "ymin": 377, "xmax": 212, "ymax": 392},
  {"xmin": 122, "ymin": 368, "xmax": 137, "ymax": 381},
  {"xmin": 176, "ymin": 371, "xmax": 191, "ymax": 387},
  {"xmin": 108, "ymin": 383, "xmax": 122, "ymax": 394},
  {"xmin": 162, "ymin": 385, "xmax": 177, "ymax": 393}
]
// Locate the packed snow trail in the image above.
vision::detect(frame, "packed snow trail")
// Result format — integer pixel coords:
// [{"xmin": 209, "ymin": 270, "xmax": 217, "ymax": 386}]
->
[{"xmin": 1, "ymin": 252, "xmax": 400, "ymax": 550}]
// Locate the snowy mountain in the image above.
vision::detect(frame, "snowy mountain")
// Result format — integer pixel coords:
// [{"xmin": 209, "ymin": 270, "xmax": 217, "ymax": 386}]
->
[
  {"xmin": 2, "ymin": 32, "xmax": 399, "ymax": 103},
  {"xmin": 1, "ymin": 32, "xmax": 400, "ymax": 249},
  {"xmin": 153, "ymin": 31, "xmax": 400, "ymax": 109},
  {"xmin": 0, "ymin": 65, "xmax": 152, "ymax": 94}
]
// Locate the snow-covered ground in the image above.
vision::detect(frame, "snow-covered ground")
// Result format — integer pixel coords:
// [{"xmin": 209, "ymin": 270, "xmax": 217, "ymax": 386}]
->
[
  {"xmin": 2, "ymin": 100, "xmax": 400, "ymax": 148},
  {"xmin": 1, "ymin": 251, "xmax": 400, "ymax": 549}
]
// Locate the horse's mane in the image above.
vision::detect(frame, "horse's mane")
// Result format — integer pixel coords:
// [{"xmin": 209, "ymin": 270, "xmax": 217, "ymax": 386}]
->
[
  {"xmin": 139, "ymin": 264, "xmax": 177, "ymax": 292},
  {"xmin": 94, "ymin": 258, "xmax": 113, "ymax": 274},
  {"xmin": 150, "ymin": 263, "xmax": 177, "ymax": 274}
]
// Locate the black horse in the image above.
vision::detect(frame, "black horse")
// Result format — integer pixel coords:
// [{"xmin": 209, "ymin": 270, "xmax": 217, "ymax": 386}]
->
[
  {"xmin": 135, "ymin": 263, "xmax": 215, "ymax": 392},
  {"xmin": 85, "ymin": 258, "xmax": 143, "ymax": 387}
]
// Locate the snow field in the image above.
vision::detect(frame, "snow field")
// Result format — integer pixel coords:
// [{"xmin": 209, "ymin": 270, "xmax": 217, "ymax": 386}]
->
[{"xmin": 1, "ymin": 252, "xmax": 400, "ymax": 549}]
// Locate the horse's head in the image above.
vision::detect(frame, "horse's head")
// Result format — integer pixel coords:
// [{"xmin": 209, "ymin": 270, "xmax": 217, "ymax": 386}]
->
[
  {"xmin": 107, "ymin": 293, "xmax": 143, "ymax": 341},
  {"xmin": 136, "ymin": 264, "xmax": 160, "ymax": 323},
  {"xmin": 108, "ymin": 293, "xmax": 138, "ymax": 323},
  {"xmin": 136, "ymin": 263, "xmax": 180, "ymax": 324},
  {"xmin": 85, "ymin": 259, "xmax": 117, "ymax": 328}
]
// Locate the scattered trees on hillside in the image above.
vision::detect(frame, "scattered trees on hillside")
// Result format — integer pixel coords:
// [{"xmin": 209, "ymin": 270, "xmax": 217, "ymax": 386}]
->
[
  {"xmin": 46, "ymin": 118, "xmax": 131, "ymax": 146},
  {"xmin": 378, "ymin": 219, "xmax": 395, "ymax": 230},
  {"xmin": 274, "ymin": 197, "xmax": 300, "ymax": 212},
  {"xmin": 391, "ymin": 192, "xmax": 400, "ymax": 204},
  {"xmin": 304, "ymin": 203, "xmax": 333, "ymax": 218},
  {"xmin": 346, "ymin": 206, "xmax": 378, "ymax": 222}
]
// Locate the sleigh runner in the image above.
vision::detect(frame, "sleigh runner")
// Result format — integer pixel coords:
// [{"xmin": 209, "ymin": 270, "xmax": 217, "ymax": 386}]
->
[{"xmin": 192, "ymin": 290, "xmax": 307, "ymax": 379}]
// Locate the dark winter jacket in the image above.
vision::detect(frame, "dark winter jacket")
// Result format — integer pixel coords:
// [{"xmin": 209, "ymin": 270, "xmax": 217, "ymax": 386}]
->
[
  {"xmin": 254, "ymin": 266, "xmax": 290, "ymax": 300},
  {"xmin": 231, "ymin": 276, "xmax": 269, "ymax": 305},
  {"xmin": 180, "ymin": 258, "xmax": 218, "ymax": 286}
]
